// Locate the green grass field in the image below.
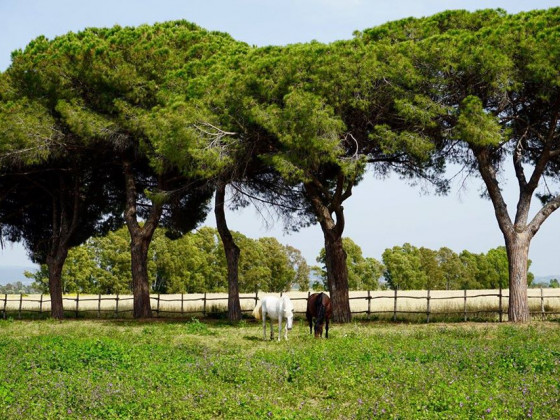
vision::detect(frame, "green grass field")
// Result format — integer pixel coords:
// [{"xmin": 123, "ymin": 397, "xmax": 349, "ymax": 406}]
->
[{"xmin": 0, "ymin": 318, "xmax": 559, "ymax": 419}]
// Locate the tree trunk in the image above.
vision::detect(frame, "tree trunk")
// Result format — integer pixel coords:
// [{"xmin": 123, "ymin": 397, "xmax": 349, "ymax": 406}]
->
[
  {"xmin": 505, "ymin": 232, "xmax": 531, "ymax": 322},
  {"xmin": 44, "ymin": 173, "xmax": 79, "ymax": 320},
  {"xmin": 130, "ymin": 236, "xmax": 153, "ymax": 318},
  {"xmin": 472, "ymin": 147, "xmax": 534, "ymax": 323},
  {"xmin": 214, "ymin": 183, "xmax": 242, "ymax": 322},
  {"xmin": 123, "ymin": 160, "xmax": 161, "ymax": 319},
  {"xmin": 46, "ymin": 248, "xmax": 68, "ymax": 320},
  {"xmin": 304, "ymin": 178, "xmax": 352, "ymax": 323},
  {"xmin": 323, "ymin": 232, "xmax": 352, "ymax": 323}
]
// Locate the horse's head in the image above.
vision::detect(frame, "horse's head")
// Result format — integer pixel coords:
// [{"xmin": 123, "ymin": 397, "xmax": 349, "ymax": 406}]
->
[
  {"xmin": 314, "ymin": 322, "xmax": 324, "ymax": 338},
  {"xmin": 311, "ymin": 292, "xmax": 331, "ymax": 338},
  {"xmin": 283, "ymin": 297, "xmax": 294, "ymax": 330}
]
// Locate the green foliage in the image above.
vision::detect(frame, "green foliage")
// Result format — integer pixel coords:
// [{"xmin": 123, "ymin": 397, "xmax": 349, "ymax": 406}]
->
[
  {"xmin": 437, "ymin": 247, "xmax": 465, "ymax": 289},
  {"xmin": 232, "ymin": 232, "xmax": 269, "ymax": 293},
  {"xmin": 486, "ymin": 246, "xmax": 511, "ymax": 288},
  {"xmin": 285, "ymin": 245, "xmax": 311, "ymax": 292},
  {"xmin": 1, "ymin": 321, "xmax": 559, "ymax": 418},
  {"xmin": 184, "ymin": 317, "xmax": 216, "ymax": 335},
  {"xmin": 382, "ymin": 243, "xmax": 427, "ymax": 290},
  {"xmin": 54, "ymin": 99, "xmax": 117, "ymax": 142},
  {"xmin": 359, "ymin": 9, "xmax": 508, "ymax": 43},
  {"xmin": 28, "ymin": 227, "xmax": 146, "ymax": 294},
  {"xmin": 153, "ymin": 226, "xmax": 225, "ymax": 293},
  {"xmin": 257, "ymin": 237, "xmax": 295, "ymax": 292},
  {"xmin": 455, "ymin": 96, "xmax": 504, "ymax": 147},
  {"xmin": 252, "ymin": 89, "xmax": 347, "ymax": 183},
  {"xmin": 372, "ymin": 125, "xmax": 435, "ymax": 161},
  {"xmin": 0, "ymin": 96, "xmax": 57, "ymax": 167},
  {"xmin": 147, "ymin": 101, "xmax": 235, "ymax": 178}
]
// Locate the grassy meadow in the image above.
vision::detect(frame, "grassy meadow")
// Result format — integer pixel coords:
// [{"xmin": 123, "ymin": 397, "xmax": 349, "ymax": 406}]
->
[{"xmin": 0, "ymin": 318, "xmax": 559, "ymax": 419}]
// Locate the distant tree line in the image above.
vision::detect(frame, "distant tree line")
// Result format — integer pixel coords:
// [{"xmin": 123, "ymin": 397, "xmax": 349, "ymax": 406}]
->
[
  {"xmin": 531, "ymin": 278, "xmax": 560, "ymax": 289},
  {"xmin": 25, "ymin": 226, "xmax": 310, "ymax": 295},
  {"xmin": 313, "ymin": 241, "xmax": 537, "ymax": 291},
  {"xmin": 23, "ymin": 230, "xmax": 541, "ymax": 294},
  {"xmin": 0, "ymin": 281, "xmax": 40, "ymax": 294},
  {"xmin": 381, "ymin": 244, "xmax": 534, "ymax": 290}
]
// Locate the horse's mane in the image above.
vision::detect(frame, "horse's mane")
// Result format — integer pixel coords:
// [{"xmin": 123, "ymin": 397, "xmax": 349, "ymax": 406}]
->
[
  {"xmin": 282, "ymin": 295, "xmax": 293, "ymax": 312},
  {"xmin": 314, "ymin": 293, "xmax": 326, "ymax": 333}
]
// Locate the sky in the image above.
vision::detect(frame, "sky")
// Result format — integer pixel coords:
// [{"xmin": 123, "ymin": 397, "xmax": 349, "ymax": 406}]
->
[{"xmin": 0, "ymin": 0, "xmax": 559, "ymax": 278}]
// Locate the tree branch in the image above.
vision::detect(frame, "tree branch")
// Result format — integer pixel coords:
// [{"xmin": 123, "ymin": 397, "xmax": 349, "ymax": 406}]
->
[
  {"xmin": 123, "ymin": 160, "xmax": 140, "ymax": 235},
  {"xmin": 527, "ymin": 194, "xmax": 560, "ymax": 239},
  {"xmin": 141, "ymin": 175, "xmax": 165, "ymax": 241},
  {"xmin": 229, "ymin": 182, "xmax": 305, "ymax": 212},
  {"xmin": 61, "ymin": 173, "xmax": 81, "ymax": 249},
  {"xmin": 308, "ymin": 174, "xmax": 332, "ymax": 204},
  {"xmin": 512, "ymin": 136, "xmax": 528, "ymax": 190},
  {"xmin": 472, "ymin": 146, "xmax": 513, "ymax": 235},
  {"xmin": 527, "ymin": 99, "xmax": 560, "ymax": 191}
]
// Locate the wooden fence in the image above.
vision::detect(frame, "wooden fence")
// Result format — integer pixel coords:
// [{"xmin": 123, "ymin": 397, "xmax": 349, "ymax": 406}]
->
[{"xmin": 3, "ymin": 288, "xmax": 560, "ymax": 321}]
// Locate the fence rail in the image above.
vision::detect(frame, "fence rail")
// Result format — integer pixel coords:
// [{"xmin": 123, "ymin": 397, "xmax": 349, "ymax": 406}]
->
[{"xmin": 3, "ymin": 288, "xmax": 560, "ymax": 322}]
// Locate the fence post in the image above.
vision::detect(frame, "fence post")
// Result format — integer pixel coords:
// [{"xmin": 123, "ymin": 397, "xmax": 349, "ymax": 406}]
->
[
  {"xmin": 541, "ymin": 286, "xmax": 545, "ymax": 320},
  {"xmin": 156, "ymin": 294, "xmax": 161, "ymax": 317},
  {"xmin": 97, "ymin": 294, "xmax": 101, "ymax": 318},
  {"xmin": 115, "ymin": 293, "xmax": 119, "ymax": 318},
  {"xmin": 18, "ymin": 293, "xmax": 23, "ymax": 319},
  {"xmin": 367, "ymin": 290, "xmax": 371, "ymax": 320},
  {"xmin": 39, "ymin": 294, "xmax": 43, "ymax": 315},
  {"xmin": 75, "ymin": 293, "xmax": 80, "ymax": 318},
  {"xmin": 393, "ymin": 288, "xmax": 398, "ymax": 322},
  {"xmin": 181, "ymin": 293, "xmax": 184, "ymax": 316},
  {"xmin": 464, "ymin": 289, "xmax": 467, "ymax": 322},
  {"xmin": 499, "ymin": 286, "xmax": 503, "ymax": 322},
  {"xmin": 3, "ymin": 293, "xmax": 7, "ymax": 319},
  {"xmin": 254, "ymin": 289, "xmax": 259, "ymax": 309},
  {"xmin": 426, "ymin": 288, "xmax": 431, "ymax": 324},
  {"xmin": 203, "ymin": 292, "xmax": 207, "ymax": 317}
]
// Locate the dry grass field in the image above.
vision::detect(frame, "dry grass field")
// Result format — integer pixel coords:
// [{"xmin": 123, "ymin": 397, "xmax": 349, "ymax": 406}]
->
[{"xmin": 3, "ymin": 288, "xmax": 560, "ymax": 321}]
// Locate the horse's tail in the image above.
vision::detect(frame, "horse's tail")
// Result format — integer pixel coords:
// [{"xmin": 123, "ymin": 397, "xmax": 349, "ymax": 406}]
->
[
  {"xmin": 315, "ymin": 292, "xmax": 326, "ymax": 325},
  {"xmin": 252, "ymin": 301, "xmax": 262, "ymax": 320}
]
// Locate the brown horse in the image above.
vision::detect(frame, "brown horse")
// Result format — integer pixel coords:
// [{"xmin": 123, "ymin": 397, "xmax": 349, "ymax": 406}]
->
[{"xmin": 306, "ymin": 292, "xmax": 333, "ymax": 338}]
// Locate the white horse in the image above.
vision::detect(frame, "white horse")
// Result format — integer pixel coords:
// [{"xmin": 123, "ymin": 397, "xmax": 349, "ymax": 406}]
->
[{"xmin": 252, "ymin": 295, "xmax": 294, "ymax": 341}]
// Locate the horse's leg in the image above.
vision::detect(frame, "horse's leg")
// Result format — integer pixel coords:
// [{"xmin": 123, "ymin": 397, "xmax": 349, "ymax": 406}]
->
[
  {"xmin": 262, "ymin": 310, "xmax": 267, "ymax": 341},
  {"xmin": 306, "ymin": 311, "xmax": 312, "ymax": 335},
  {"xmin": 325, "ymin": 318, "xmax": 329, "ymax": 339},
  {"xmin": 270, "ymin": 317, "xmax": 274, "ymax": 340},
  {"xmin": 277, "ymin": 316, "xmax": 282, "ymax": 341}
]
